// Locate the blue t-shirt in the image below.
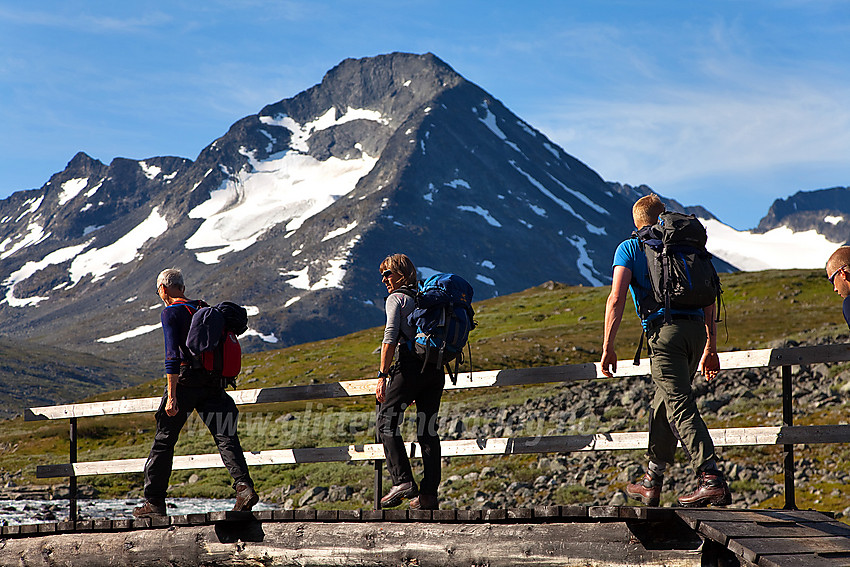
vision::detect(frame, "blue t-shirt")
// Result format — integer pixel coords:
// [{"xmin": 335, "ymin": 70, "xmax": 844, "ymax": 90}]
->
[{"xmin": 613, "ymin": 237, "xmax": 703, "ymax": 328}]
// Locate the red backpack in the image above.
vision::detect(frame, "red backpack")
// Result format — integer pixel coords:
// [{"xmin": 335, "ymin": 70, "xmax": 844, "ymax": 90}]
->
[{"xmin": 184, "ymin": 301, "xmax": 248, "ymax": 387}]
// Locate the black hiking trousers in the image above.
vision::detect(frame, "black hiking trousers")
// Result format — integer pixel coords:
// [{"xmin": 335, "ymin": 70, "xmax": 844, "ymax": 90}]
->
[
  {"xmin": 377, "ymin": 347, "xmax": 445, "ymax": 496},
  {"xmin": 143, "ymin": 381, "xmax": 253, "ymax": 502}
]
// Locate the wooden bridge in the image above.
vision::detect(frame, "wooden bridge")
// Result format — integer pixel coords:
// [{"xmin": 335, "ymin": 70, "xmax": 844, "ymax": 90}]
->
[
  {"xmin": 7, "ymin": 343, "xmax": 850, "ymax": 565},
  {"xmin": 1, "ymin": 505, "xmax": 849, "ymax": 566}
]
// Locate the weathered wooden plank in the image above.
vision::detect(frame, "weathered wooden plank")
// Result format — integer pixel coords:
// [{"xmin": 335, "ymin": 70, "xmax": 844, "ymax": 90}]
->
[
  {"xmin": 619, "ymin": 506, "xmax": 673, "ymax": 521},
  {"xmin": 409, "ymin": 509, "xmax": 432, "ymax": 521},
  {"xmin": 760, "ymin": 553, "xmax": 850, "ymax": 567},
  {"xmin": 28, "ymin": 344, "xmax": 850, "ymax": 421},
  {"xmin": 37, "ymin": 425, "xmax": 850, "ymax": 478},
  {"xmin": 433, "ymin": 509, "xmax": 456, "ymax": 522},
  {"xmin": 0, "ymin": 520, "xmax": 705, "ymax": 567},
  {"xmin": 728, "ymin": 536, "xmax": 850, "ymax": 563},
  {"xmin": 798, "ymin": 522, "xmax": 850, "ymax": 537},
  {"xmin": 455, "ymin": 509, "xmax": 481, "ymax": 522},
  {"xmin": 676, "ymin": 508, "xmax": 835, "ymax": 527},
  {"xmin": 697, "ymin": 520, "xmax": 841, "ymax": 542}
]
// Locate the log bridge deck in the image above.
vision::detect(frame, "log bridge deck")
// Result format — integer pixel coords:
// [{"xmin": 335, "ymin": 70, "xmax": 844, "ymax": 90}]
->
[{"xmin": 0, "ymin": 506, "xmax": 848, "ymax": 566}]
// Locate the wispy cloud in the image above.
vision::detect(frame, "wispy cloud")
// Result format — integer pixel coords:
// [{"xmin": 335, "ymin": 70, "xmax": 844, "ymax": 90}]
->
[
  {"xmin": 537, "ymin": 82, "xmax": 850, "ymax": 185},
  {"xmin": 0, "ymin": 6, "xmax": 172, "ymax": 34}
]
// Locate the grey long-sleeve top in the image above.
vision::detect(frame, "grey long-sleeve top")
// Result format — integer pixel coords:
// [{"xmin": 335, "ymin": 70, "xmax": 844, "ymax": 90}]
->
[{"xmin": 383, "ymin": 291, "xmax": 416, "ymax": 345}]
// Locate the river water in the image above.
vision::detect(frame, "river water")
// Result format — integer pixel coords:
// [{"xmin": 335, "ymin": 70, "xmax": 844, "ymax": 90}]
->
[{"xmin": 0, "ymin": 498, "xmax": 277, "ymax": 526}]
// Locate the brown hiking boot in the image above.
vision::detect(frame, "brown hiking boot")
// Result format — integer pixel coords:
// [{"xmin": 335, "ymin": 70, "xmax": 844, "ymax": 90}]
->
[
  {"xmin": 380, "ymin": 481, "xmax": 418, "ymax": 508},
  {"xmin": 232, "ymin": 482, "xmax": 259, "ymax": 512},
  {"xmin": 677, "ymin": 471, "xmax": 732, "ymax": 507},
  {"xmin": 626, "ymin": 472, "xmax": 662, "ymax": 506},
  {"xmin": 133, "ymin": 499, "xmax": 166, "ymax": 518},
  {"xmin": 409, "ymin": 493, "xmax": 439, "ymax": 510}
]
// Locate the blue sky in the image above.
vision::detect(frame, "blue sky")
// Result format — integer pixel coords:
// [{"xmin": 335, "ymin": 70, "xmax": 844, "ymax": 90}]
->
[{"xmin": 1, "ymin": 1, "xmax": 848, "ymax": 230}]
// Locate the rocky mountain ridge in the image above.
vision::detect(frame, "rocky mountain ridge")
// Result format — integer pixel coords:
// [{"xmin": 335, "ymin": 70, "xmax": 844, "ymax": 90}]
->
[
  {"xmin": 0, "ymin": 52, "xmax": 846, "ymax": 411},
  {"xmin": 0, "ymin": 53, "xmax": 643, "ymax": 370}
]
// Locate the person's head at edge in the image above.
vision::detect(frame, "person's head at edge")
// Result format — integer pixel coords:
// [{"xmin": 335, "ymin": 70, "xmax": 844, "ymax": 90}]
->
[
  {"xmin": 379, "ymin": 253, "xmax": 417, "ymax": 293},
  {"xmin": 156, "ymin": 268, "xmax": 187, "ymax": 305},
  {"xmin": 826, "ymin": 246, "xmax": 850, "ymax": 298},
  {"xmin": 632, "ymin": 193, "xmax": 664, "ymax": 230}
]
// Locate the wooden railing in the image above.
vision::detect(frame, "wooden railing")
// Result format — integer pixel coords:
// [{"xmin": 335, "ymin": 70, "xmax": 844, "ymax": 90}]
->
[{"xmin": 26, "ymin": 344, "xmax": 850, "ymax": 519}]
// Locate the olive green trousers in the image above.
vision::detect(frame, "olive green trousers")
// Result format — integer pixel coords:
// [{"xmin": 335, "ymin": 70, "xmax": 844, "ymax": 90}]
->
[{"xmin": 646, "ymin": 318, "xmax": 718, "ymax": 472}]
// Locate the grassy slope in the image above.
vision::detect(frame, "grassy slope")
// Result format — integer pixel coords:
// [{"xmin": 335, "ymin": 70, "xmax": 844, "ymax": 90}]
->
[
  {"xmin": 0, "ymin": 269, "xmax": 847, "ymax": 508},
  {"xmin": 0, "ymin": 337, "xmax": 154, "ymax": 419}
]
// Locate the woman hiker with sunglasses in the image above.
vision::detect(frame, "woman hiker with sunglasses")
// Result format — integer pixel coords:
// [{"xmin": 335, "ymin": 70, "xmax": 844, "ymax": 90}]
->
[{"xmin": 374, "ymin": 253, "xmax": 444, "ymax": 510}]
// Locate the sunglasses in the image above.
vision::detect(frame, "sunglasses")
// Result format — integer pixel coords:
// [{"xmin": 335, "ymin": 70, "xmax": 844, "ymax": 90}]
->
[
  {"xmin": 829, "ymin": 265, "xmax": 848, "ymax": 284},
  {"xmin": 381, "ymin": 270, "xmax": 393, "ymax": 280}
]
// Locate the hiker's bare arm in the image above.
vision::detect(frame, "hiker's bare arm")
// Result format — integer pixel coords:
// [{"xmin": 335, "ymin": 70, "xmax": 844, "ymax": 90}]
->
[
  {"xmin": 600, "ymin": 265, "xmax": 631, "ymax": 378},
  {"xmin": 165, "ymin": 373, "xmax": 178, "ymax": 416},
  {"xmin": 701, "ymin": 303, "xmax": 720, "ymax": 381},
  {"xmin": 376, "ymin": 342, "xmax": 396, "ymax": 403}
]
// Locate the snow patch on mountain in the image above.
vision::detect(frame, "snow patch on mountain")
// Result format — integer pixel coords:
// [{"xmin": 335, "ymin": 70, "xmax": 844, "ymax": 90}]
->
[
  {"xmin": 139, "ymin": 162, "xmax": 161, "ymax": 180},
  {"xmin": 185, "ymin": 147, "xmax": 377, "ymax": 264},
  {"xmin": 0, "ymin": 222, "xmax": 50, "ymax": 260},
  {"xmin": 509, "ymin": 161, "xmax": 606, "ymax": 236},
  {"xmin": 84, "ymin": 179, "xmax": 103, "ymax": 199},
  {"xmin": 546, "ymin": 173, "xmax": 608, "ymax": 215},
  {"xmin": 97, "ymin": 323, "xmax": 162, "ymax": 344},
  {"xmin": 58, "ymin": 178, "xmax": 88, "ymax": 206},
  {"xmin": 457, "ymin": 205, "xmax": 501, "ymax": 227},
  {"xmin": 445, "ymin": 179, "xmax": 470, "ymax": 189},
  {"xmin": 321, "ymin": 221, "xmax": 358, "ymax": 242},
  {"xmin": 15, "ymin": 196, "xmax": 44, "ymax": 222},
  {"xmin": 565, "ymin": 235, "xmax": 604, "ymax": 286},
  {"xmin": 2, "ymin": 242, "xmax": 91, "ymax": 307},
  {"xmin": 260, "ymin": 107, "xmax": 389, "ymax": 153},
  {"xmin": 69, "ymin": 207, "xmax": 168, "ymax": 286},
  {"xmin": 243, "ymin": 328, "xmax": 279, "ymax": 343},
  {"xmin": 475, "ymin": 104, "xmax": 522, "ymax": 155},
  {"xmin": 281, "ymin": 235, "xmax": 360, "ymax": 291},
  {"xmin": 825, "ymin": 215, "xmax": 844, "ymax": 225},
  {"xmin": 703, "ymin": 219, "xmax": 841, "ymax": 271}
]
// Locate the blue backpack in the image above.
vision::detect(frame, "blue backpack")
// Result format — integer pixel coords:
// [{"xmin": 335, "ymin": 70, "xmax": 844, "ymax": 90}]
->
[{"xmin": 403, "ymin": 273, "xmax": 476, "ymax": 384}]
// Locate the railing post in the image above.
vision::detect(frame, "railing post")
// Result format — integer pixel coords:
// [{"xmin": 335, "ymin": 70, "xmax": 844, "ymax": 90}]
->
[
  {"xmin": 781, "ymin": 365, "xmax": 796, "ymax": 510},
  {"xmin": 69, "ymin": 417, "xmax": 78, "ymax": 522},
  {"xmin": 374, "ymin": 402, "xmax": 384, "ymax": 510}
]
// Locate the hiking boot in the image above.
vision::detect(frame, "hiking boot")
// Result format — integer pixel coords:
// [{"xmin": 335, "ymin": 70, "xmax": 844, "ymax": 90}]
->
[
  {"xmin": 380, "ymin": 481, "xmax": 418, "ymax": 508},
  {"xmin": 677, "ymin": 471, "xmax": 732, "ymax": 507},
  {"xmin": 232, "ymin": 482, "xmax": 259, "ymax": 512},
  {"xmin": 409, "ymin": 493, "xmax": 439, "ymax": 510},
  {"xmin": 133, "ymin": 499, "xmax": 166, "ymax": 518},
  {"xmin": 626, "ymin": 472, "xmax": 662, "ymax": 506}
]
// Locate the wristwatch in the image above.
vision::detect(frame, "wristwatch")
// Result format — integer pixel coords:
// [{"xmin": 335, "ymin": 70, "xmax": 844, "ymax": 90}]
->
[{"xmin": 377, "ymin": 371, "xmax": 389, "ymax": 378}]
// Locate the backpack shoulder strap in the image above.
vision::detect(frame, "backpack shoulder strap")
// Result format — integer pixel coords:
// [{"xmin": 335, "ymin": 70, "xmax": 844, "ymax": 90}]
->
[
  {"xmin": 165, "ymin": 299, "xmax": 199, "ymax": 317},
  {"xmin": 392, "ymin": 288, "xmax": 417, "ymax": 299}
]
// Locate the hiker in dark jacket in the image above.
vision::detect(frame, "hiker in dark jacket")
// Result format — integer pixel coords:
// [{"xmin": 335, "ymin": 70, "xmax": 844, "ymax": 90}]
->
[
  {"xmin": 375, "ymin": 253, "xmax": 444, "ymax": 510},
  {"xmin": 134, "ymin": 268, "xmax": 258, "ymax": 517},
  {"xmin": 600, "ymin": 194, "xmax": 731, "ymax": 508},
  {"xmin": 826, "ymin": 246, "xmax": 850, "ymax": 329}
]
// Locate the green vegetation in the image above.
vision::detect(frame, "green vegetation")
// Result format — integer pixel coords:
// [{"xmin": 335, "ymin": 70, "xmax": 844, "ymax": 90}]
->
[{"xmin": 0, "ymin": 269, "xmax": 848, "ymax": 513}]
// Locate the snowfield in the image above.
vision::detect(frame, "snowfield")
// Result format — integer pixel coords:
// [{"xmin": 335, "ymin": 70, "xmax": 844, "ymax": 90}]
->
[{"xmin": 703, "ymin": 218, "xmax": 840, "ymax": 272}]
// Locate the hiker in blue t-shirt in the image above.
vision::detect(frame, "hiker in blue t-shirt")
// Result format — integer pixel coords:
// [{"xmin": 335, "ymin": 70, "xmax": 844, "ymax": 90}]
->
[
  {"xmin": 826, "ymin": 247, "xmax": 850, "ymax": 329},
  {"xmin": 134, "ymin": 268, "xmax": 258, "ymax": 518},
  {"xmin": 600, "ymin": 194, "xmax": 731, "ymax": 507}
]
